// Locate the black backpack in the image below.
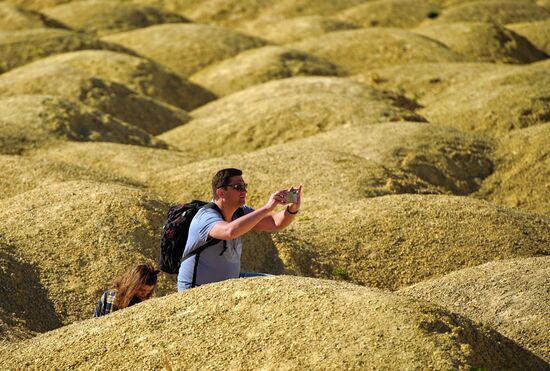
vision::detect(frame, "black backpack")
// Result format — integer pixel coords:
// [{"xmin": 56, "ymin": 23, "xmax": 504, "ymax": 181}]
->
[{"xmin": 158, "ymin": 200, "xmax": 244, "ymax": 274}]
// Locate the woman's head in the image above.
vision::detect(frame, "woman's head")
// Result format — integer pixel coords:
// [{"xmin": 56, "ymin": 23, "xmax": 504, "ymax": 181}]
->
[{"xmin": 112, "ymin": 262, "xmax": 159, "ymax": 309}]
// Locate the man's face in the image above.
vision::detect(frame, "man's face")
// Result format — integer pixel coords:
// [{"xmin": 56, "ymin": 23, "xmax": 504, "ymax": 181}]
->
[{"xmin": 223, "ymin": 175, "xmax": 247, "ymax": 206}]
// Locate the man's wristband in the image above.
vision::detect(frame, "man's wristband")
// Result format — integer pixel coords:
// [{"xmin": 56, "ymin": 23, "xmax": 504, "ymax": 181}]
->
[{"xmin": 286, "ymin": 206, "xmax": 299, "ymax": 215}]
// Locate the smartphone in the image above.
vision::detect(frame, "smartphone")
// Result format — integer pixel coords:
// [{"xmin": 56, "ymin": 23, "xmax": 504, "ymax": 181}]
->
[{"xmin": 285, "ymin": 188, "xmax": 298, "ymax": 203}]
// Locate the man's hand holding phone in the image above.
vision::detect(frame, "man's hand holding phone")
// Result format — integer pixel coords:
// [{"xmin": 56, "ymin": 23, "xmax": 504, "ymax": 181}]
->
[{"xmin": 283, "ymin": 185, "xmax": 302, "ymax": 214}]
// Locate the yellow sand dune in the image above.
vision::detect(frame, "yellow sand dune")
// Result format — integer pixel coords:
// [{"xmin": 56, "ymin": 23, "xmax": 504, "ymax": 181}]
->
[
  {"xmin": 420, "ymin": 60, "xmax": 550, "ymax": 135},
  {"xmin": 42, "ymin": 0, "xmax": 189, "ymax": 36},
  {"xmin": 28, "ymin": 50, "xmax": 216, "ymax": 111},
  {"xmin": 400, "ymin": 256, "xmax": 550, "ymax": 361},
  {"xmin": 189, "ymin": 45, "xmax": 343, "ymax": 96},
  {"xmin": 0, "ymin": 95, "xmax": 162, "ymax": 155},
  {"xmin": 272, "ymin": 194, "xmax": 550, "ymax": 289},
  {"xmin": 0, "ymin": 2, "xmax": 65, "ymax": 30},
  {"xmin": 1, "ymin": 276, "xmax": 547, "ymax": 370},
  {"xmin": 159, "ymin": 77, "xmax": 425, "ymax": 158},
  {"xmin": 413, "ymin": 21, "xmax": 548, "ymax": 63},
  {"xmin": 288, "ymin": 28, "xmax": 463, "ymax": 73},
  {"xmin": 337, "ymin": 0, "xmax": 442, "ymax": 28},
  {"xmin": 242, "ymin": 15, "xmax": 359, "ymax": 44},
  {"xmin": 0, "ymin": 62, "xmax": 191, "ymax": 135},
  {"xmin": 507, "ymin": 19, "xmax": 550, "ymax": 55},
  {"xmin": 434, "ymin": 0, "xmax": 550, "ymax": 24},
  {"xmin": 0, "ymin": 28, "xmax": 131, "ymax": 73},
  {"xmin": 102, "ymin": 23, "xmax": 268, "ymax": 77},
  {"xmin": 476, "ymin": 122, "xmax": 550, "ymax": 216},
  {"xmin": 0, "ymin": 181, "xmax": 172, "ymax": 323}
]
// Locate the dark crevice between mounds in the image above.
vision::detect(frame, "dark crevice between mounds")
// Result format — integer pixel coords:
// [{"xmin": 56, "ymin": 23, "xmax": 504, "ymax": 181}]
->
[
  {"xmin": 382, "ymin": 89, "xmax": 425, "ymax": 112},
  {"xmin": 270, "ymin": 231, "xmax": 326, "ymax": 278},
  {"xmin": 242, "ymin": 231, "xmax": 285, "ymax": 275},
  {"xmin": 399, "ymin": 143, "xmax": 495, "ymax": 195},
  {"xmin": 0, "ymin": 243, "xmax": 63, "ymax": 339},
  {"xmin": 418, "ymin": 307, "xmax": 549, "ymax": 370}
]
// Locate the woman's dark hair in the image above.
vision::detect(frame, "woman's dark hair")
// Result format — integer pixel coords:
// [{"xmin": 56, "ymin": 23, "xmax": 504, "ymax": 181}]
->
[
  {"xmin": 212, "ymin": 168, "xmax": 242, "ymax": 199},
  {"xmin": 111, "ymin": 262, "xmax": 159, "ymax": 309}
]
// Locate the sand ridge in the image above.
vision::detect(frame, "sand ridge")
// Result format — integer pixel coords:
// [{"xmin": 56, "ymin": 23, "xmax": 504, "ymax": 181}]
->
[
  {"xmin": 0, "ymin": 61, "xmax": 192, "ymax": 135},
  {"xmin": 400, "ymin": 256, "xmax": 550, "ymax": 361},
  {"xmin": 1, "ymin": 276, "xmax": 548, "ymax": 370}
]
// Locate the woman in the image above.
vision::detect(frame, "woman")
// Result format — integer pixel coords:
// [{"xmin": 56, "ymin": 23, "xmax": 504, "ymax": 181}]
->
[{"xmin": 95, "ymin": 262, "xmax": 159, "ymax": 317}]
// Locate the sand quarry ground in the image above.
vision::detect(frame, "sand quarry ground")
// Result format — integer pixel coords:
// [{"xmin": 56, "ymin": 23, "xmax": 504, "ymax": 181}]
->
[{"xmin": 0, "ymin": 0, "xmax": 549, "ymax": 370}]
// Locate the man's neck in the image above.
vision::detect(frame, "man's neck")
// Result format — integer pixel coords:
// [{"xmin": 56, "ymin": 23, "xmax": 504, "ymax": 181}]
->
[{"xmin": 214, "ymin": 200, "xmax": 238, "ymax": 222}]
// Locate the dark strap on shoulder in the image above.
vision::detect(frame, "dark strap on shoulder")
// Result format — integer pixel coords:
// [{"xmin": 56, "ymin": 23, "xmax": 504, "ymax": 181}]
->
[
  {"xmin": 205, "ymin": 202, "xmax": 245, "ymax": 219},
  {"xmin": 191, "ymin": 251, "xmax": 200, "ymax": 288}
]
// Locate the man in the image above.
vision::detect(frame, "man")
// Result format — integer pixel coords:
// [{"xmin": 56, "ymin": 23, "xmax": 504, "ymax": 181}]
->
[{"xmin": 177, "ymin": 168, "xmax": 301, "ymax": 291}]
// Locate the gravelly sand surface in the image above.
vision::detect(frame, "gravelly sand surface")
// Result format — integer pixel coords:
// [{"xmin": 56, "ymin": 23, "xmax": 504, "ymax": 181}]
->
[{"xmin": 0, "ymin": 0, "xmax": 549, "ymax": 369}]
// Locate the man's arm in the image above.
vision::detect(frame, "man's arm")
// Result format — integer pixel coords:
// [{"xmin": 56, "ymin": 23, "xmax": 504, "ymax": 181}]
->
[
  {"xmin": 253, "ymin": 206, "xmax": 298, "ymax": 232},
  {"xmin": 208, "ymin": 189, "xmax": 288, "ymax": 240},
  {"xmin": 254, "ymin": 185, "xmax": 302, "ymax": 232},
  {"xmin": 208, "ymin": 206, "xmax": 274, "ymax": 240}
]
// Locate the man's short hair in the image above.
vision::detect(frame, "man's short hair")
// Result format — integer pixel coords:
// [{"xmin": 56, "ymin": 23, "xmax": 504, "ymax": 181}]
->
[{"xmin": 212, "ymin": 168, "xmax": 242, "ymax": 199}]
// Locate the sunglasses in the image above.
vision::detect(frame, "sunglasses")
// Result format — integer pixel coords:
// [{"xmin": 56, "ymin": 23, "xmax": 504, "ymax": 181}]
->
[{"xmin": 221, "ymin": 183, "xmax": 248, "ymax": 192}]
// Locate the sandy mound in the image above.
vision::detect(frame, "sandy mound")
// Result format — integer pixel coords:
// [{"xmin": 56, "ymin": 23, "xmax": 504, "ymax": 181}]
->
[
  {"xmin": 189, "ymin": 46, "xmax": 343, "ymax": 97},
  {"xmin": 274, "ymin": 195, "xmax": 550, "ymax": 290},
  {"xmin": 0, "ymin": 153, "xmax": 139, "ymax": 200},
  {"xmin": 400, "ymin": 257, "xmax": 550, "ymax": 362},
  {"xmin": 145, "ymin": 141, "xmax": 421, "ymax": 206},
  {"xmin": 0, "ymin": 95, "xmax": 161, "ymax": 155},
  {"xmin": 0, "ymin": 2, "xmax": 66, "ymax": 30},
  {"xmin": 1, "ymin": 276, "xmax": 547, "ymax": 370},
  {"xmin": 351, "ymin": 62, "xmax": 510, "ymax": 106},
  {"xmin": 0, "ymin": 180, "xmax": 172, "ymax": 324},
  {"xmin": 357, "ymin": 61, "xmax": 510, "ymax": 95},
  {"xmin": 158, "ymin": 77, "xmax": 425, "ymax": 158},
  {"xmin": 41, "ymin": 0, "xmax": 189, "ymax": 36},
  {"xmin": 150, "ymin": 122, "xmax": 486, "ymax": 205},
  {"xmin": 31, "ymin": 141, "xmax": 197, "ymax": 185},
  {"xmin": 0, "ymin": 242, "xmax": 62, "ymax": 343},
  {"xmin": 0, "ymin": 62, "xmax": 191, "ymax": 135},
  {"xmin": 29, "ymin": 50, "xmax": 216, "ymax": 111},
  {"xmin": 288, "ymin": 28, "xmax": 463, "ymax": 73},
  {"xmin": 173, "ymin": 0, "xmax": 368, "ymax": 28},
  {"xmin": 293, "ymin": 121, "xmax": 494, "ymax": 195},
  {"xmin": 336, "ymin": 0, "xmax": 442, "ymax": 28},
  {"xmin": 507, "ymin": 19, "xmax": 550, "ymax": 55},
  {"xmin": 435, "ymin": 0, "xmax": 550, "ymax": 24},
  {"xmin": 3, "ymin": 0, "xmax": 71, "ymax": 10},
  {"xmin": 0, "ymin": 28, "xmax": 132, "ymax": 73},
  {"xmin": 242, "ymin": 15, "xmax": 360, "ymax": 44},
  {"xmin": 476, "ymin": 123, "xmax": 550, "ymax": 216},
  {"xmin": 413, "ymin": 22, "xmax": 548, "ymax": 63},
  {"xmin": 420, "ymin": 60, "xmax": 550, "ymax": 135},
  {"xmin": 102, "ymin": 23, "xmax": 269, "ymax": 77}
]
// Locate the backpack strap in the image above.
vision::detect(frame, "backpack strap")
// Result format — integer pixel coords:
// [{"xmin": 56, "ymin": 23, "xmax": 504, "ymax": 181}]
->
[{"xmin": 191, "ymin": 251, "xmax": 201, "ymax": 288}]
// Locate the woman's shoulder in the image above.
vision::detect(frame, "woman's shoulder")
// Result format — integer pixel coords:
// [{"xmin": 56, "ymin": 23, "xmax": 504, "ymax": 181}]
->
[
  {"xmin": 103, "ymin": 288, "xmax": 118, "ymax": 299},
  {"xmin": 95, "ymin": 288, "xmax": 119, "ymax": 317},
  {"xmin": 100, "ymin": 289, "xmax": 118, "ymax": 304}
]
